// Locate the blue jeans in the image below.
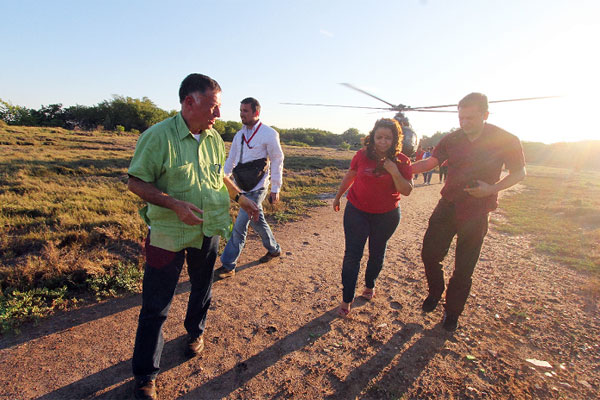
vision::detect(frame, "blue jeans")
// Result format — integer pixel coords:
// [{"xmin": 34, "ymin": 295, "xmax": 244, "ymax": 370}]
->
[
  {"xmin": 341, "ymin": 202, "xmax": 401, "ymax": 303},
  {"xmin": 220, "ymin": 187, "xmax": 280, "ymax": 271},
  {"xmin": 132, "ymin": 233, "xmax": 219, "ymax": 380}
]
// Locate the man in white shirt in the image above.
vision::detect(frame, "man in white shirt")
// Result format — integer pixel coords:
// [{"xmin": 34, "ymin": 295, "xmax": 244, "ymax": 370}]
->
[{"xmin": 215, "ymin": 97, "xmax": 284, "ymax": 278}]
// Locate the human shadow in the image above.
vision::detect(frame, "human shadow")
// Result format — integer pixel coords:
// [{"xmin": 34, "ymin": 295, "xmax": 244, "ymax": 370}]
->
[
  {"xmin": 0, "ymin": 281, "xmax": 190, "ymax": 350},
  {"xmin": 211, "ymin": 259, "xmax": 263, "ymax": 283},
  {"xmin": 36, "ymin": 334, "xmax": 191, "ymax": 400},
  {"xmin": 179, "ymin": 308, "xmax": 337, "ymax": 399},
  {"xmin": 329, "ymin": 325, "xmax": 450, "ymax": 399}
]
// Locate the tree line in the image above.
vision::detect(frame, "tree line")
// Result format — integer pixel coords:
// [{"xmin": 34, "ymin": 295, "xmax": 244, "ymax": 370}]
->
[
  {"xmin": 0, "ymin": 96, "xmax": 366, "ymax": 148},
  {"xmin": 0, "ymin": 96, "xmax": 176, "ymax": 132}
]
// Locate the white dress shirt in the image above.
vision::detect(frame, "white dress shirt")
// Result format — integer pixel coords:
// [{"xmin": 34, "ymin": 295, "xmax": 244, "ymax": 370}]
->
[{"xmin": 224, "ymin": 120, "xmax": 284, "ymax": 193}]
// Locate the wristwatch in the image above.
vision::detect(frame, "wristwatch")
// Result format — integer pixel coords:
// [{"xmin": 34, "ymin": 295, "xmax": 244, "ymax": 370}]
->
[{"xmin": 234, "ymin": 193, "xmax": 242, "ymax": 203}]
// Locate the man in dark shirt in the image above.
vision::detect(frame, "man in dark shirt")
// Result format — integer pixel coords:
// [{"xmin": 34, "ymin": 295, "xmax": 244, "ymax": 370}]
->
[{"xmin": 412, "ymin": 92, "xmax": 526, "ymax": 331}]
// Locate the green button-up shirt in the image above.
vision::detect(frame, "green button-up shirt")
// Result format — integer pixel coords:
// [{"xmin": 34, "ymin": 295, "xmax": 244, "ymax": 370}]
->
[{"xmin": 128, "ymin": 112, "xmax": 232, "ymax": 252}]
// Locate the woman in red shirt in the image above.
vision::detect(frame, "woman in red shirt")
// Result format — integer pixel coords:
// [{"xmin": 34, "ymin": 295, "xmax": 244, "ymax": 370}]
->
[{"xmin": 333, "ymin": 118, "xmax": 413, "ymax": 317}]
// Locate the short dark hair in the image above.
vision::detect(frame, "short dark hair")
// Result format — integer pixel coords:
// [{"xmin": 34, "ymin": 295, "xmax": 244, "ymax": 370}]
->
[
  {"xmin": 179, "ymin": 73, "xmax": 221, "ymax": 103},
  {"xmin": 458, "ymin": 92, "xmax": 488, "ymax": 113},
  {"xmin": 241, "ymin": 97, "xmax": 261, "ymax": 114},
  {"xmin": 363, "ymin": 118, "xmax": 403, "ymax": 161}
]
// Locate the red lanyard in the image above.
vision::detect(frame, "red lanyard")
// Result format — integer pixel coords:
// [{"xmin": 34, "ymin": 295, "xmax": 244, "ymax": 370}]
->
[{"xmin": 243, "ymin": 122, "xmax": 262, "ymax": 149}]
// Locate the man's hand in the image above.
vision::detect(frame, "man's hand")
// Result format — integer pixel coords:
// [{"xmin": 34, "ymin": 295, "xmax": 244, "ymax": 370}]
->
[
  {"xmin": 464, "ymin": 180, "xmax": 495, "ymax": 198},
  {"xmin": 173, "ymin": 200, "xmax": 204, "ymax": 225},
  {"xmin": 270, "ymin": 192, "xmax": 280, "ymax": 204},
  {"xmin": 239, "ymin": 195, "xmax": 260, "ymax": 222}
]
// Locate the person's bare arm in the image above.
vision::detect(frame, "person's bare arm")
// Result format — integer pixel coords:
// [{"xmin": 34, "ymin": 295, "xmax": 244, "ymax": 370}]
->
[
  {"xmin": 333, "ymin": 169, "xmax": 357, "ymax": 212},
  {"xmin": 464, "ymin": 166, "xmax": 526, "ymax": 198},
  {"xmin": 411, "ymin": 156, "xmax": 439, "ymax": 174},
  {"xmin": 128, "ymin": 175, "xmax": 203, "ymax": 225},
  {"xmin": 223, "ymin": 175, "xmax": 260, "ymax": 222}
]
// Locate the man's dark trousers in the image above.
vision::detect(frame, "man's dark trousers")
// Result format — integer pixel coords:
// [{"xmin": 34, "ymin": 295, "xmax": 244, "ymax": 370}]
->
[
  {"xmin": 421, "ymin": 198, "xmax": 488, "ymax": 316},
  {"xmin": 132, "ymin": 233, "xmax": 219, "ymax": 380}
]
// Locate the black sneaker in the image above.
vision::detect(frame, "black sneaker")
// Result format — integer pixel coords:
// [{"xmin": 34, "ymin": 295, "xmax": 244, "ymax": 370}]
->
[
  {"xmin": 442, "ymin": 312, "xmax": 459, "ymax": 332},
  {"xmin": 214, "ymin": 266, "xmax": 235, "ymax": 279},
  {"xmin": 258, "ymin": 250, "xmax": 281, "ymax": 263},
  {"xmin": 134, "ymin": 378, "xmax": 157, "ymax": 400},
  {"xmin": 185, "ymin": 334, "xmax": 204, "ymax": 358},
  {"xmin": 421, "ymin": 296, "xmax": 441, "ymax": 313}
]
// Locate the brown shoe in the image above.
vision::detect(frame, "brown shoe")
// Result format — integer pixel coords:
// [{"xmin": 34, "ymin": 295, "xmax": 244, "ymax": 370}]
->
[
  {"xmin": 185, "ymin": 335, "xmax": 204, "ymax": 358},
  {"xmin": 214, "ymin": 266, "xmax": 235, "ymax": 279},
  {"xmin": 133, "ymin": 378, "xmax": 157, "ymax": 400},
  {"xmin": 258, "ymin": 250, "xmax": 281, "ymax": 263}
]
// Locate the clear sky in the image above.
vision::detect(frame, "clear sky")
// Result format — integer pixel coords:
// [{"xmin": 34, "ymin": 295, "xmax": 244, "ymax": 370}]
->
[{"xmin": 1, "ymin": 0, "xmax": 598, "ymax": 144}]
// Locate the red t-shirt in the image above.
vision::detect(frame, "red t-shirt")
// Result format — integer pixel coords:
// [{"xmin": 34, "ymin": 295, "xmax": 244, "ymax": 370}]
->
[
  {"xmin": 346, "ymin": 148, "xmax": 413, "ymax": 214},
  {"xmin": 433, "ymin": 123, "xmax": 525, "ymax": 220}
]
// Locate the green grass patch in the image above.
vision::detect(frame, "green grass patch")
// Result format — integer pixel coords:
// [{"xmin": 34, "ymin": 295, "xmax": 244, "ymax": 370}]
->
[
  {"xmin": 493, "ymin": 165, "xmax": 600, "ymax": 275},
  {"xmin": 0, "ymin": 286, "xmax": 73, "ymax": 334}
]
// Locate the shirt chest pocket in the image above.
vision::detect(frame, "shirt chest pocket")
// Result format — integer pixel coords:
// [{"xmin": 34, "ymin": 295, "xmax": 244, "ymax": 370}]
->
[
  {"xmin": 202, "ymin": 162, "xmax": 223, "ymax": 190},
  {"xmin": 166, "ymin": 163, "xmax": 195, "ymax": 194}
]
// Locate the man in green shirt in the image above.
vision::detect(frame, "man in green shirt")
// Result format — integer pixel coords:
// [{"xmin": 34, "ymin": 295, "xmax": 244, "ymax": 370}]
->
[{"xmin": 128, "ymin": 73, "xmax": 259, "ymax": 400}]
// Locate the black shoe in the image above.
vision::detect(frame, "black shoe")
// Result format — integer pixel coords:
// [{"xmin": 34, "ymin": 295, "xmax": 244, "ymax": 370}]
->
[
  {"xmin": 442, "ymin": 312, "xmax": 459, "ymax": 332},
  {"xmin": 185, "ymin": 335, "xmax": 204, "ymax": 358},
  {"xmin": 421, "ymin": 296, "xmax": 441, "ymax": 313},
  {"xmin": 214, "ymin": 266, "xmax": 235, "ymax": 279},
  {"xmin": 258, "ymin": 250, "xmax": 281, "ymax": 263},
  {"xmin": 134, "ymin": 378, "xmax": 157, "ymax": 400}
]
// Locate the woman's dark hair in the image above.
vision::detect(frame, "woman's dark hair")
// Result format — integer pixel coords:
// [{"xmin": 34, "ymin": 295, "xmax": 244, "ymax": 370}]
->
[{"xmin": 363, "ymin": 118, "xmax": 403, "ymax": 160}]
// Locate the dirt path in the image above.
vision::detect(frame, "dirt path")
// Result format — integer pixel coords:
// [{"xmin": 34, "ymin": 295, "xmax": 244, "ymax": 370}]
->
[{"xmin": 1, "ymin": 183, "xmax": 598, "ymax": 399}]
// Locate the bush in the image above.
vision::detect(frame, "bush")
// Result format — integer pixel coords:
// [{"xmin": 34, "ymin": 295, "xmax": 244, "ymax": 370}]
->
[
  {"xmin": 287, "ymin": 140, "xmax": 310, "ymax": 147},
  {"xmin": 116, "ymin": 125, "xmax": 125, "ymax": 132},
  {"xmin": 338, "ymin": 141, "xmax": 351, "ymax": 151}
]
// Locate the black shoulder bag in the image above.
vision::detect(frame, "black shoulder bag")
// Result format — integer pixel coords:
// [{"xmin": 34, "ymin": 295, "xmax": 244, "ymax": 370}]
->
[{"xmin": 232, "ymin": 133, "xmax": 268, "ymax": 192}]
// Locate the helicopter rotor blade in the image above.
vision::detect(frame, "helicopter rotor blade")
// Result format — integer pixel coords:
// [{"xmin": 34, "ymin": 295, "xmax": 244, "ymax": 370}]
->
[
  {"xmin": 405, "ymin": 104, "xmax": 458, "ymax": 110},
  {"xmin": 407, "ymin": 95, "xmax": 560, "ymax": 110},
  {"xmin": 339, "ymin": 83, "xmax": 398, "ymax": 108},
  {"xmin": 488, "ymin": 95, "xmax": 561, "ymax": 105},
  {"xmin": 281, "ymin": 102, "xmax": 394, "ymax": 111},
  {"xmin": 409, "ymin": 109, "xmax": 458, "ymax": 113}
]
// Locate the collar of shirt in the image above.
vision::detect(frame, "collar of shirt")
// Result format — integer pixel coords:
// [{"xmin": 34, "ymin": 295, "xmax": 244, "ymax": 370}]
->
[
  {"xmin": 175, "ymin": 112, "xmax": 218, "ymax": 140},
  {"xmin": 242, "ymin": 120, "xmax": 261, "ymax": 134}
]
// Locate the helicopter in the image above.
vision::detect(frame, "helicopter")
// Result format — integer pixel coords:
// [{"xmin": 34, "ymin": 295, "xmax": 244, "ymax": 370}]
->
[{"xmin": 283, "ymin": 83, "xmax": 558, "ymax": 157}]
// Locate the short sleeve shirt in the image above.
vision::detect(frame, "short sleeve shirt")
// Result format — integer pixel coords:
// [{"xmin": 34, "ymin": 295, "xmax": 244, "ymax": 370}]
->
[
  {"xmin": 128, "ymin": 112, "xmax": 232, "ymax": 252},
  {"xmin": 346, "ymin": 148, "xmax": 413, "ymax": 214},
  {"xmin": 433, "ymin": 123, "xmax": 525, "ymax": 219}
]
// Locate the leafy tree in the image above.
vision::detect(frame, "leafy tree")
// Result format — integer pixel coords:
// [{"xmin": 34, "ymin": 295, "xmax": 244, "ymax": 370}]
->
[
  {"xmin": 30, "ymin": 104, "xmax": 68, "ymax": 127},
  {"xmin": 0, "ymin": 99, "xmax": 36, "ymax": 126},
  {"xmin": 340, "ymin": 128, "xmax": 364, "ymax": 147},
  {"xmin": 420, "ymin": 129, "xmax": 455, "ymax": 148},
  {"xmin": 63, "ymin": 104, "xmax": 105, "ymax": 130}
]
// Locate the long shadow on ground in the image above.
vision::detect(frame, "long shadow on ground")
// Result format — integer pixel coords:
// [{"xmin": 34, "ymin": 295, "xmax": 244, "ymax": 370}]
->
[
  {"xmin": 1, "ymin": 258, "xmax": 264, "ymax": 351},
  {"xmin": 179, "ymin": 308, "xmax": 337, "ymax": 399},
  {"xmin": 334, "ymin": 326, "xmax": 449, "ymax": 399},
  {"xmin": 36, "ymin": 334, "xmax": 190, "ymax": 399},
  {"xmin": 33, "ymin": 308, "xmax": 337, "ymax": 399},
  {"xmin": 325, "ymin": 322, "xmax": 425, "ymax": 399}
]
